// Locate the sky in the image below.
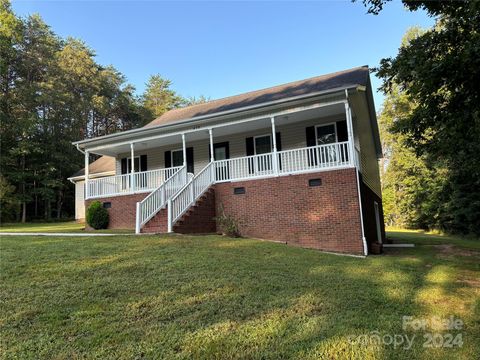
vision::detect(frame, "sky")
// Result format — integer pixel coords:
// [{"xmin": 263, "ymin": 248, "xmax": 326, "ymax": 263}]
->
[{"xmin": 12, "ymin": 1, "xmax": 435, "ymax": 111}]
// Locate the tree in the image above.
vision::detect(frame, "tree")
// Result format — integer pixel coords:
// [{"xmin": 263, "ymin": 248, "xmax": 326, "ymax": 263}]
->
[
  {"xmin": 0, "ymin": 1, "xmax": 151, "ymax": 222},
  {"xmin": 0, "ymin": 0, "xmax": 208, "ymax": 222},
  {"xmin": 183, "ymin": 95, "xmax": 210, "ymax": 106},
  {"xmin": 363, "ymin": 0, "xmax": 480, "ymax": 235},
  {"xmin": 142, "ymin": 74, "xmax": 183, "ymax": 118}
]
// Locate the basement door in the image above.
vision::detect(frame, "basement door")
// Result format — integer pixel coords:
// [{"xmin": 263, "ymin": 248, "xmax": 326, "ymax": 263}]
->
[{"xmin": 374, "ymin": 201, "xmax": 382, "ymax": 244}]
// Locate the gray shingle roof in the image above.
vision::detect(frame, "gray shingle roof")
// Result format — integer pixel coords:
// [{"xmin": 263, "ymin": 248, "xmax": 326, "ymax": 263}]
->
[
  {"xmin": 69, "ymin": 156, "xmax": 115, "ymax": 179},
  {"xmin": 145, "ymin": 66, "xmax": 369, "ymax": 127}
]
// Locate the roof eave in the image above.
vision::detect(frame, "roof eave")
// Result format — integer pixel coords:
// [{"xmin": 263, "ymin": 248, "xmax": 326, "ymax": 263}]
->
[
  {"xmin": 73, "ymin": 84, "xmax": 359, "ymax": 149},
  {"xmin": 67, "ymin": 171, "xmax": 115, "ymax": 182}
]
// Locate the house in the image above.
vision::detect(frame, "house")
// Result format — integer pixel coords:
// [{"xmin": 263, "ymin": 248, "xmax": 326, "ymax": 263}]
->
[{"xmin": 71, "ymin": 66, "xmax": 385, "ymax": 255}]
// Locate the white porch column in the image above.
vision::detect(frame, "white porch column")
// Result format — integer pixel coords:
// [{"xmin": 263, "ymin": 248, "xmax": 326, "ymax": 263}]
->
[
  {"xmin": 182, "ymin": 133, "xmax": 188, "ymax": 182},
  {"xmin": 84, "ymin": 150, "xmax": 89, "ymax": 199},
  {"xmin": 130, "ymin": 142, "xmax": 135, "ymax": 192},
  {"xmin": 271, "ymin": 117, "xmax": 279, "ymax": 175},
  {"xmin": 209, "ymin": 128, "xmax": 215, "ymax": 182},
  {"xmin": 209, "ymin": 129, "xmax": 214, "ymax": 162},
  {"xmin": 344, "ymin": 101, "xmax": 355, "ymax": 167}
]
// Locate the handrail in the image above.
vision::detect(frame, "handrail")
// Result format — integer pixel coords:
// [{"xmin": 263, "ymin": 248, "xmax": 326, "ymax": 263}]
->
[
  {"xmin": 168, "ymin": 162, "xmax": 215, "ymax": 231},
  {"xmin": 135, "ymin": 165, "xmax": 187, "ymax": 233}
]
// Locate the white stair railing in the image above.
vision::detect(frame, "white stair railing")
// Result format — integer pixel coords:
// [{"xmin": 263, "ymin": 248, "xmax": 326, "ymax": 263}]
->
[
  {"xmin": 135, "ymin": 165, "xmax": 187, "ymax": 233},
  {"xmin": 167, "ymin": 162, "xmax": 215, "ymax": 232}
]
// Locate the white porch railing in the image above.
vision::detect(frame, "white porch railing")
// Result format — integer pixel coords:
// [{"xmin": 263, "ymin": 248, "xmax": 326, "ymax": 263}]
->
[
  {"xmin": 87, "ymin": 167, "xmax": 181, "ymax": 199},
  {"xmin": 135, "ymin": 166, "xmax": 187, "ymax": 233},
  {"xmin": 278, "ymin": 141, "xmax": 350, "ymax": 175},
  {"xmin": 168, "ymin": 162, "xmax": 215, "ymax": 231},
  {"xmin": 214, "ymin": 153, "xmax": 275, "ymax": 182},
  {"xmin": 214, "ymin": 142, "xmax": 351, "ymax": 183}
]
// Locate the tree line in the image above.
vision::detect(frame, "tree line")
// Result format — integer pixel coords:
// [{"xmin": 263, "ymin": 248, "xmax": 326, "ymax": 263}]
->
[
  {"xmin": 367, "ymin": 0, "xmax": 480, "ymax": 236},
  {"xmin": 0, "ymin": 0, "xmax": 206, "ymax": 222}
]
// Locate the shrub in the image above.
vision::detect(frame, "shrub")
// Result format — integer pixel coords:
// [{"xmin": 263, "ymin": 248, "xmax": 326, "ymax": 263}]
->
[
  {"xmin": 215, "ymin": 205, "xmax": 242, "ymax": 238},
  {"xmin": 86, "ymin": 201, "xmax": 109, "ymax": 230}
]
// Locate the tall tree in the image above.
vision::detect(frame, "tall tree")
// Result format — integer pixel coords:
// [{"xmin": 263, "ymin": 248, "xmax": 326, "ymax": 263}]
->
[
  {"xmin": 142, "ymin": 74, "xmax": 183, "ymax": 118},
  {"xmin": 1, "ymin": 0, "xmax": 208, "ymax": 222},
  {"xmin": 0, "ymin": 1, "xmax": 151, "ymax": 222},
  {"xmin": 363, "ymin": 0, "xmax": 480, "ymax": 235}
]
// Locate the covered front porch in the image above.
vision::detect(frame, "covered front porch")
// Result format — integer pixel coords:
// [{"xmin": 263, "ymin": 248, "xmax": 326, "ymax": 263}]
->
[{"xmin": 84, "ymin": 98, "xmax": 360, "ymax": 200}]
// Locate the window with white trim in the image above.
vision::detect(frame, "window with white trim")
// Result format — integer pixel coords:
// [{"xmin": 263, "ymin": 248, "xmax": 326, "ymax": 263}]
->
[
  {"xmin": 254, "ymin": 134, "xmax": 272, "ymax": 154},
  {"xmin": 316, "ymin": 123, "xmax": 337, "ymax": 145},
  {"xmin": 253, "ymin": 134, "xmax": 272, "ymax": 172},
  {"xmin": 126, "ymin": 156, "xmax": 140, "ymax": 173},
  {"xmin": 171, "ymin": 149, "xmax": 184, "ymax": 167}
]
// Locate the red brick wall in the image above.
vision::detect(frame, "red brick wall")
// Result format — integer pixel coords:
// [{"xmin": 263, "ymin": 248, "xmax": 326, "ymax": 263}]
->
[
  {"xmin": 85, "ymin": 193, "xmax": 147, "ymax": 229},
  {"xmin": 141, "ymin": 208, "xmax": 168, "ymax": 233},
  {"xmin": 214, "ymin": 169, "xmax": 365, "ymax": 255}
]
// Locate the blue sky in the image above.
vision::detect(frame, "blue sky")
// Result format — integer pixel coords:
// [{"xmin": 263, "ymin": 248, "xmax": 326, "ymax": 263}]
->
[{"xmin": 12, "ymin": 1, "xmax": 434, "ymax": 111}]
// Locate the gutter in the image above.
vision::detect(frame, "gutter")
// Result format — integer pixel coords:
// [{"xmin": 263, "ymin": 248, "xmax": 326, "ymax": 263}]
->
[
  {"xmin": 73, "ymin": 84, "xmax": 360, "ymax": 148},
  {"xmin": 76, "ymin": 144, "xmax": 85, "ymax": 155},
  {"xmin": 67, "ymin": 171, "xmax": 116, "ymax": 183}
]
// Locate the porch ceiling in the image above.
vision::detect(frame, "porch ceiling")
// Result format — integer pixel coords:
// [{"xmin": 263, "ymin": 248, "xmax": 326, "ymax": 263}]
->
[{"xmin": 90, "ymin": 102, "xmax": 346, "ymax": 157}]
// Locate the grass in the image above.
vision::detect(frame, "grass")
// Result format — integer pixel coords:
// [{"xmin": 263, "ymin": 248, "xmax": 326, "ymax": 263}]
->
[
  {"xmin": 386, "ymin": 227, "xmax": 480, "ymax": 250},
  {"xmin": 0, "ymin": 221, "xmax": 133, "ymax": 234},
  {"xmin": 0, "ymin": 231, "xmax": 479, "ymax": 359}
]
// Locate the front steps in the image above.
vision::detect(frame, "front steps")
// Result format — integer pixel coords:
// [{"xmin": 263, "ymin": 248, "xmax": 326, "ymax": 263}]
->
[
  {"xmin": 174, "ymin": 187, "xmax": 216, "ymax": 234},
  {"xmin": 141, "ymin": 187, "xmax": 216, "ymax": 234}
]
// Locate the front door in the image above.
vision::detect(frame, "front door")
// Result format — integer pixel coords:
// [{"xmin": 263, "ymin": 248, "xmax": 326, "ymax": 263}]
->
[{"xmin": 213, "ymin": 142, "xmax": 229, "ymax": 180}]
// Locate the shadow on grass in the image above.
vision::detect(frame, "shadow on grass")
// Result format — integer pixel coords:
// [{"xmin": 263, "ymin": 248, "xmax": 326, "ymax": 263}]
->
[{"xmin": 1, "ymin": 234, "xmax": 479, "ymax": 359}]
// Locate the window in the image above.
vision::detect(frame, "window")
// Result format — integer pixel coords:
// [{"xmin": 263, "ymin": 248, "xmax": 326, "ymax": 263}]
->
[
  {"xmin": 254, "ymin": 134, "xmax": 272, "ymax": 154},
  {"xmin": 316, "ymin": 123, "xmax": 337, "ymax": 145},
  {"xmin": 126, "ymin": 156, "xmax": 140, "ymax": 173},
  {"xmin": 214, "ymin": 146, "xmax": 227, "ymax": 160},
  {"xmin": 171, "ymin": 149, "xmax": 184, "ymax": 167},
  {"xmin": 253, "ymin": 134, "xmax": 272, "ymax": 172}
]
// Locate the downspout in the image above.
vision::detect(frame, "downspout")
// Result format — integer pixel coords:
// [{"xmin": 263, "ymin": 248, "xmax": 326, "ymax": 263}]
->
[
  {"xmin": 345, "ymin": 89, "xmax": 368, "ymax": 256},
  {"xmin": 76, "ymin": 144, "xmax": 85, "ymax": 155}
]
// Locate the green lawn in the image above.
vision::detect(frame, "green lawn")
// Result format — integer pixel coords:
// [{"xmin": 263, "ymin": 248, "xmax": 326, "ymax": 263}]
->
[
  {"xmin": 386, "ymin": 227, "xmax": 480, "ymax": 250},
  {"xmin": 1, "ymin": 231, "xmax": 479, "ymax": 359},
  {"xmin": 0, "ymin": 221, "xmax": 133, "ymax": 234}
]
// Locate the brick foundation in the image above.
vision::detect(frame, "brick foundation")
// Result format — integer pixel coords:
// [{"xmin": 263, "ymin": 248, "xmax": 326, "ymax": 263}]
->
[
  {"xmin": 141, "ymin": 208, "xmax": 168, "ymax": 233},
  {"xmin": 85, "ymin": 193, "xmax": 148, "ymax": 229},
  {"xmin": 214, "ymin": 168, "xmax": 365, "ymax": 255},
  {"xmin": 85, "ymin": 169, "xmax": 379, "ymax": 256}
]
